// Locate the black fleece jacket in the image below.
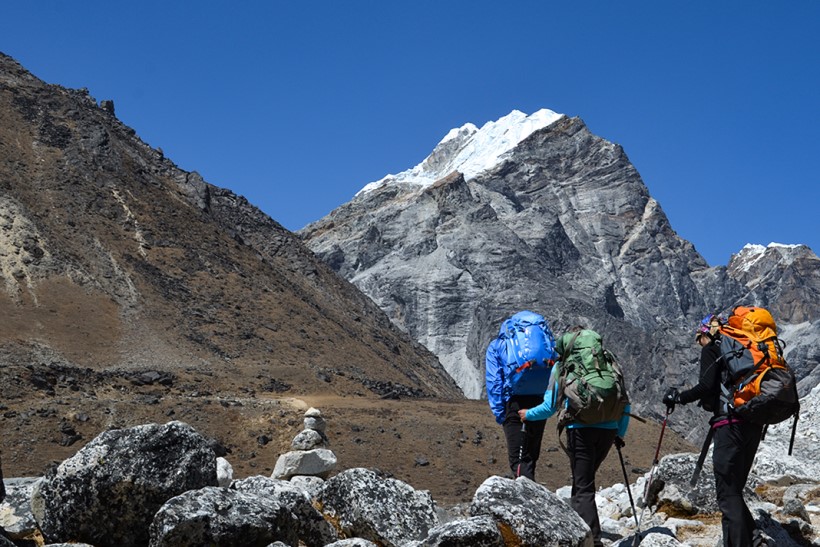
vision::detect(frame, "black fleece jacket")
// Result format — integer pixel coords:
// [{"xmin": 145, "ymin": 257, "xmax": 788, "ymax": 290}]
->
[{"xmin": 677, "ymin": 337, "xmax": 723, "ymax": 415}]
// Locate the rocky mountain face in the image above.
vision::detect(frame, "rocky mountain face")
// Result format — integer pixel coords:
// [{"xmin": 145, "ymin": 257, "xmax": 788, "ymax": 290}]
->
[{"xmin": 301, "ymin": 110, "xmax": 820, "ymax": 438}]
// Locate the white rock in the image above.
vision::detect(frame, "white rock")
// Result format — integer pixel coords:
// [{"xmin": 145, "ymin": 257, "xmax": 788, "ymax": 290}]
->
[
  {"xmin": 216, "ymin": 457, "xmax": 233, "ymax": 488},
  {"xmin": 271, "ymin": 449, "xmax": 337, "ymax": 480},
  {"xmin": 304, "ymin": 407, "xmax": 322, "ymax": 418}
]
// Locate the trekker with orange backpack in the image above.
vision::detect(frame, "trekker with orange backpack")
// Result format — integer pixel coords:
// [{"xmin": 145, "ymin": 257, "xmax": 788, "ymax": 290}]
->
[{"xmin": 663, "ymin": 307, "xmax": 799, "ymax": 547}]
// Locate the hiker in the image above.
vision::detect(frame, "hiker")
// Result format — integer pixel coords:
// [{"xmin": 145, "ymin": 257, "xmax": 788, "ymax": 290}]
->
[
  {"xmin": 519, "ymin": 326, "xmax": 630, "ymax": 547},
  {"xmin": 662, "ymin": 313, "xmax": 765, "ymax": 547},
  {"xmin": 485, "ymin": 310, "xmax": 557, "ymax": 480}
]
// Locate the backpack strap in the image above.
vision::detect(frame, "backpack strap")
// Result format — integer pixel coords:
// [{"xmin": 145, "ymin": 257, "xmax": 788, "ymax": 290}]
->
[
  {"xmin": 719, "ymin": 382, "xmax": 733, "ymax": 414},
  {"xmin": 554, "ymin": 331, "xmax": 582, "ymax": 458},
  {"xmin": 562, "ymin": 331, "xmax": 581, "ymax": 360},
  {"xmin": 552, "ymin": 331, "xmax": 581, "ymax": 420},
  {"xmin": 717, "ymin": 343, "xmax": 745, "ymax": 368},
  {"xmin": 558, "ymin": 429, "xmax": 570, "ymax": 458}
]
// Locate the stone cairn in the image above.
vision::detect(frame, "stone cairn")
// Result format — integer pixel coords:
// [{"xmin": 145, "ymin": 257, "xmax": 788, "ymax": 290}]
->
[{"xmin": 271, "ymin": 408, "xmax": 337, "ymax": 489}]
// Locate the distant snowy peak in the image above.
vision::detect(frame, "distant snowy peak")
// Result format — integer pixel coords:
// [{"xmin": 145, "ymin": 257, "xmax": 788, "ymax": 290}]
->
[
  {"xmin": 357, "ymin": 109, "xmax": 564, "ymax": 195},
  {"xmin": 729, "ymin": 242, "xmax": 814, "ymax": 273}
]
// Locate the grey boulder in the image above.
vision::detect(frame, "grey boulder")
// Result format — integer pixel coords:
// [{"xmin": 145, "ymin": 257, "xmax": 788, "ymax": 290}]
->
[
  {"xmin": 319, "ymin": 467, "xmax": 438, "ymax": 547},
  {"xmin": 470, "ymin": 476, "xmax": 593, "ymax": 547},
  {"xmin": 149, "ymin": 486, "xmax": 298, "ymax": 547},
  {"xmin": 232, "ymin": 475, "xmax": 337, "ymax": 547},
  {"xmin": 0, "ymin": 477, "xmax": 39, "ymax": 538},
  {"xmin": 31, "ymin": 421, "xmax": 217, "ymax": 547},
  {"xmin": 419, "ymin": 514, "xmax": 503, "ymax": 546}
]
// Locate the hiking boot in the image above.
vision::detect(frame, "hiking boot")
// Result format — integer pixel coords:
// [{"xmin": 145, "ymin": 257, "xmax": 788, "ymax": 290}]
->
[{"xmin": 752, "ymin": 529, "xmax": 773, "ymax": 547}]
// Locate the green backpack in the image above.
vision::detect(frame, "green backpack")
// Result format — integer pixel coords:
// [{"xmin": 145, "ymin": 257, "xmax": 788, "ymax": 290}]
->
[{"xmin": 552, "ymin": 329, "xmax": 629, "ymax": 431}]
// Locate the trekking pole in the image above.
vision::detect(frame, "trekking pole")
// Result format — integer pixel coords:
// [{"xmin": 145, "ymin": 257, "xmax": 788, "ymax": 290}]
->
[
  {"xmin": 625, "ymin": 412, "xmax": 648, "ymax": 424},
  {"xmin": 638, "ymin": 407, "xmax": 671, "ymax": 528},
  {"xmin": 516, "ymin": 421, "xmax": 526, "ymax": 478},
  {"xmin": 614, "ymin": 438, "xmax": 642, "ymax": 542},
  {"xmin": 789, "ymin": 414, "xmax": 799, "ymax": 456},
  {"xmin": 690, "ymin": 427, "xmax": 715, "ymax": 487}
]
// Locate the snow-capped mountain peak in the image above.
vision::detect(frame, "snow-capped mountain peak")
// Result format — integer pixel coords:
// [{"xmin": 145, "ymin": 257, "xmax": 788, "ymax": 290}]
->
[{"xmin": 357, "ymin": 108, "xmax": 563, "ymax": 195}]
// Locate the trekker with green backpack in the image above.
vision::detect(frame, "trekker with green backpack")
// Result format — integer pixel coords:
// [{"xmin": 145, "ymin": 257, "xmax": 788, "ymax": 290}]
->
[{"xmin": 519, "ymin": 326, "xmax": 631, "ymax": 547}]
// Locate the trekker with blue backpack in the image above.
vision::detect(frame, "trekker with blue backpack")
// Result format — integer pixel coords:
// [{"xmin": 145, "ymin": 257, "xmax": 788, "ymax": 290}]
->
[
  {"xmin": 518, "ymin": 326, "xmax": 631, "ymax": 547},
  {"xmin": 485, "ymin": 310, "xmax": 558, "ymax": 481}
]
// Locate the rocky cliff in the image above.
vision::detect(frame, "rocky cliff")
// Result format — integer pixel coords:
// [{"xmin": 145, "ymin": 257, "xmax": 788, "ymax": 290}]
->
[{"xmin": 301, "ymin": 110, "xmax": 820, "ymax": 438}]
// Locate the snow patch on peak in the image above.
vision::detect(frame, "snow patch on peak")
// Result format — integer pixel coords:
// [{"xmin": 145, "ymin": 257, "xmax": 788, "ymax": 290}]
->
[
  {"xmin": 741, "ymin": 242, "xmax": 803, "ymax": 254},
  {"xmin": 732, "ymin": 242, "xmax": 808, "ymax": 273},
  {"xmin": 357, "ymin": 108, "xmax": 563, "ymax": 196},
  {"xmin": 767, "ymin": 242, "xmax": 803, "ymax": 251},
  {"xmin": 740, "ymin": 243, "xmax": 767, "ymax": 255},
  {"xmin": 732, "ymin": 244, "xmax": 767, "ymax": 272},
  {"xmin": 441, "ymin": 123, "xmax": 478, "ymax": 144}
]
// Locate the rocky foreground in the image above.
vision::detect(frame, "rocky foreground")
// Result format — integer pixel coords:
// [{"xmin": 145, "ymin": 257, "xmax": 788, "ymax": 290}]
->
[{"xmin": 1, "ymin": 397, "xmax": 819, "ymax": 546}]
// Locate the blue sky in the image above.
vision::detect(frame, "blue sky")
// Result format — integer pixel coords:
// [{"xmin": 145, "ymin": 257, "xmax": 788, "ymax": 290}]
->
[{"xmin": 2, "ymin": 2, "xmax": 818, "ymax": 266}]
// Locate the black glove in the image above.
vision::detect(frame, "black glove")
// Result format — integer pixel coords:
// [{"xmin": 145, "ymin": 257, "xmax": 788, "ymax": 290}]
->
[
  {"xmin": 614, "ymin": 436, "xmax": 625, "ymax": 450},
  {"xmin": 663, "ymin": 387, "xmax": 680, "ymax": 411}
]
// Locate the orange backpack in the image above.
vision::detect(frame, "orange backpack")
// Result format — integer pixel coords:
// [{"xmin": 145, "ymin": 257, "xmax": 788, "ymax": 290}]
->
[{"xmin": 717, "ymin": 306, "xmax": 800, "ymax": 427}]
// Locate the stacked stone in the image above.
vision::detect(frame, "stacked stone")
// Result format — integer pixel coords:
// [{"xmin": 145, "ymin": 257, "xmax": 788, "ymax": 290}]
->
[{"xmin": 271, "ymin": 408, "xmax": 337, "ymax": 487}]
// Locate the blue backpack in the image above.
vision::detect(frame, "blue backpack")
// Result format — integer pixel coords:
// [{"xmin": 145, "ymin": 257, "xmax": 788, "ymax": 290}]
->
[{"xmin": 501, "ymin": 311, "xmax": 557, "ymax": 396}]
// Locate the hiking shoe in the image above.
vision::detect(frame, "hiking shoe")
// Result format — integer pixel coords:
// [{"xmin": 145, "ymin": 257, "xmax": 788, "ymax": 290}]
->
[{"xmin": 752, "ymin": 529, "xmax": 773, "ymax": 547}]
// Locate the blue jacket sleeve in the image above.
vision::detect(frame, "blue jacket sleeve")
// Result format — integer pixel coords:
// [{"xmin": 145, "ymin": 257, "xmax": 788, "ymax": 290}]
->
[
  {"xmin": 524, "ymin": 367, "xmax": 558, "ymax": 422},
  {"xmin": 617, "ymin": 404, "xmax": 631, "ymax": 438},
  {"xmin": 485, "ymin": 340, "xmax": 506, "ymax": 424}
]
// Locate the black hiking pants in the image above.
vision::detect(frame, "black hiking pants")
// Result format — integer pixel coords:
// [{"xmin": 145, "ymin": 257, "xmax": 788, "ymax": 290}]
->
[
  {"xmin": 567, "ymin": 427, "xmax": 617, "ymax": 547},
  {"xmin": 712, "ymin": 420, "xmax": 763, "ymax": 547},
  {"xmin": 502, "ymin": 395, "xmax": 546, "ymax": 480}
]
